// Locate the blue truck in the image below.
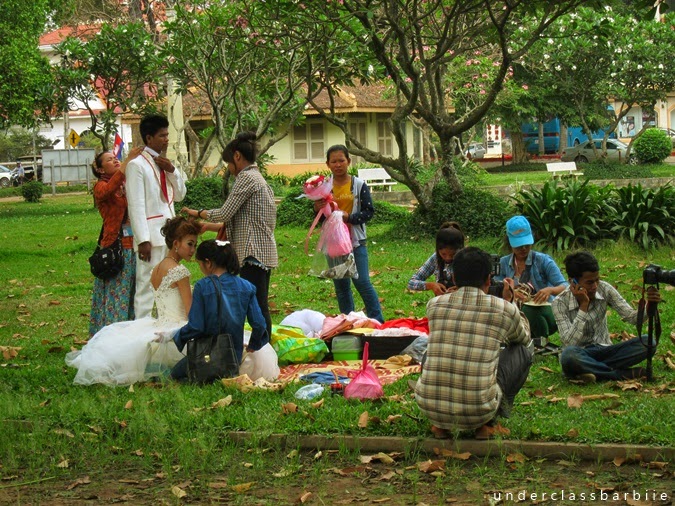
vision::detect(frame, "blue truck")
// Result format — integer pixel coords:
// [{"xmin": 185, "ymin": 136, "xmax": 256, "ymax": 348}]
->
[{"xmin": 522, "ymin": 118, "xmax": 612, "ymax": 154}]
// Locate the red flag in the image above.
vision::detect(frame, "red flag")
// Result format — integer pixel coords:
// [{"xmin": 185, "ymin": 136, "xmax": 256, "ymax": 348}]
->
[{"xmin": 112, "ymin": 133, "xmax": 124, "ymax": 160}]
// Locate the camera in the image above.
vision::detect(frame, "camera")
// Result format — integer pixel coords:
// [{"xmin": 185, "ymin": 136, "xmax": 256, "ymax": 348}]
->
[
  {"xmin": 490, "ymin": 254, "xmax": 501, "ymax": 277},
  {"xmin": 643, "ymin": 264, "xmax": 675, "ymax": 286}
]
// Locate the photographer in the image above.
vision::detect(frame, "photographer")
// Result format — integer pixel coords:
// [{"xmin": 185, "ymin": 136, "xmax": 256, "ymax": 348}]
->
[
  {"xmin": 415, "ymin": 247, "xmax": 532, "ymax": 440},
  {"xmin": 552, "ymin": 251, "xmax": 661, "ymax": 383}
]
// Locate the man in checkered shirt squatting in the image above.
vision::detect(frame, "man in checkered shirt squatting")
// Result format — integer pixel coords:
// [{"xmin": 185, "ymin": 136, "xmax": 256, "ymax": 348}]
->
[{"xmin": 414, "ymin": 247, "xmax": 533, "ymax": 440}]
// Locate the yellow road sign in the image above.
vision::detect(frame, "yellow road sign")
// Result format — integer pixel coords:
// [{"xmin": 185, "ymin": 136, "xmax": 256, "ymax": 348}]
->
[{"xmin": 68, "ymin": 130, "xmax": 80, "ymax": 148}]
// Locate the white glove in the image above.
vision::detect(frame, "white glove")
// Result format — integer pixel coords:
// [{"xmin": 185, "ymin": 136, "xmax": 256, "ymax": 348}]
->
[{"xmin": 154, "ymin": 330, "xmax": 175, "ymax": 343}]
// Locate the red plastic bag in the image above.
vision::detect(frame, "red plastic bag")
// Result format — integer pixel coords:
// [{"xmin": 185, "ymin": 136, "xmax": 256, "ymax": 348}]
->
[
  {"xmin": 343, "ymin": 342, "xmax": 383, "ymax": 400},
  {"xmin": 317, "ymin": 210, "xmax": 352, "ymax": 258}
]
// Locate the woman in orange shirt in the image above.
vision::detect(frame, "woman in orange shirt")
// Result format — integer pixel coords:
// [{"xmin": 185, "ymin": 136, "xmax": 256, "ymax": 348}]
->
[{"xmin": 89, "ymin": 147, "xmax": 143, "ymax": 336}]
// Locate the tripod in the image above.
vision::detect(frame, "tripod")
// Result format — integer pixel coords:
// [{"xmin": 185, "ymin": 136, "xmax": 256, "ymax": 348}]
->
[{"xmin": 636, "ymin": 285, "xmax": 661, "ymax": 382}]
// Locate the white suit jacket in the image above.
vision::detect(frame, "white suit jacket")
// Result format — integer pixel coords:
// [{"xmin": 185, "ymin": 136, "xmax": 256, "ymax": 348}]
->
[{"xmin": 125, "ymin": 151, "xmax": 187, "ymax": 249}]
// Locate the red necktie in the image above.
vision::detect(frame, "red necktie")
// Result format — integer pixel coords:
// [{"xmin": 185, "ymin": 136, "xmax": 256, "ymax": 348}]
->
[{"xmin": 159, "ymin": 168, "xmax": 168, "ymax": 202}]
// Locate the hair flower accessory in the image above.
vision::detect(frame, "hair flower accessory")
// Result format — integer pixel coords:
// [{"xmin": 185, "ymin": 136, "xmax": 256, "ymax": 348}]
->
[{"xmin": 215, "ymin": 240, "xmax": 230, "ymax": 247}]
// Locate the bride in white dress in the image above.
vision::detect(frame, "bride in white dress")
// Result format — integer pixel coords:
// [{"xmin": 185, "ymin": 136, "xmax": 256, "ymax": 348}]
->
[{"xmin": 66, "ymin": 217, "xmax": 202, "ymax": 386}]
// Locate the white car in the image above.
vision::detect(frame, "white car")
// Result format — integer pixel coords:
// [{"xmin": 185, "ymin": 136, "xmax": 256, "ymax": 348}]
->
[{"xmin": 0, "ymin": 165, "xmax": 11, "ymax": 188}]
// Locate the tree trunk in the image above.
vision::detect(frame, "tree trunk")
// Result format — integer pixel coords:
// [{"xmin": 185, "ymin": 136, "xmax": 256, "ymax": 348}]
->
[
  {"xmin": 511, "ymin": 130, "xmax": 528, "ymax": 164},
  {"xmin": 559, "ymin": 123, "xmax": 568, "ymax": 155},
  {"xmin": 538, "ymin": 122, "xmax": 545, "ymax": 156}
]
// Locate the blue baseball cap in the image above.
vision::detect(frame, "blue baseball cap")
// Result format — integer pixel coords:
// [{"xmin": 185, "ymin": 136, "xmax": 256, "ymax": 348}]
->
[{"xmin": 506, "ymin": 215, "xmax": 534, "ymax": 248}]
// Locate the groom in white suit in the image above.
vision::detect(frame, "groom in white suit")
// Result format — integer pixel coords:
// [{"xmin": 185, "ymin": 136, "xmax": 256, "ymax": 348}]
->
[{"xmin": 126, "ymin": 115, "xmax": 187, "ymax": 318}]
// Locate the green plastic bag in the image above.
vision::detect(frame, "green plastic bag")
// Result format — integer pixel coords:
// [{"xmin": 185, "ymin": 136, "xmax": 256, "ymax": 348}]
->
[{"xmin": 270, "ymin": 325, "xmax": 329, "ymax": 365}]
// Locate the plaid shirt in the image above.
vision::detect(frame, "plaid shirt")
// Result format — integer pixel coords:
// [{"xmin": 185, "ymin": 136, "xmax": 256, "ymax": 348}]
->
[
  {"xmin": 552, "ymin": 280, "xmax": 638, "ymax": 348},
  {"xmin": 415, "ymin": 287, "xmax": 530, "ymax": 430},
  {"xmin": 207, "ymin": 165, "xmax": 278, "ymax": 268}
]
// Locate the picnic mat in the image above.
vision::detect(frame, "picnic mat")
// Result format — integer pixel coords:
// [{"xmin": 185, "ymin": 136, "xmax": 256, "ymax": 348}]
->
[{"xmin": 277, "ymin": 356, "xmax": 421, "ymax": 385}]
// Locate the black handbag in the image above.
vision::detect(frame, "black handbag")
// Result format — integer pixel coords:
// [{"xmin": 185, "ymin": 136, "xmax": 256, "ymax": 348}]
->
[
  {"xmin": 88, "ymin": 214, "xmax": 125, "ymax": 280},
  {"xmin": 186, "ymin": 276, "xmax": 240, "ymax": 384}
]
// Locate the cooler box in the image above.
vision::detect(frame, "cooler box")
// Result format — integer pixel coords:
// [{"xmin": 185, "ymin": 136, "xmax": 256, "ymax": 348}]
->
[
  {"xmin": 361, "ymin": 334, "xmax": 419, "ymax": 360},
  {"xmin": 331, "ymin": 335, "xmax": 362, "ymax": 361}
]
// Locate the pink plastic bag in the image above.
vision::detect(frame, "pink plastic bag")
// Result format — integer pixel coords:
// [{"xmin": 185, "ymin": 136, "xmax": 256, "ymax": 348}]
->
[
  {"xmin": 317, "ymin": 211, "xmax": 352, "ymax": 258},
  {"xmin": 343, "ymin": 342, "xmax": 384, "ymax": 400}
]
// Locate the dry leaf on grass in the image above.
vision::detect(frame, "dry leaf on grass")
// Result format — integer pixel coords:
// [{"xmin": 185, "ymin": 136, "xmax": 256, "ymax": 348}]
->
[
  {"xmin": 506, "ymin": 453, "xmax": 527, "ymax": 464},
  {"xmin": 434, "ymin": 448, "xmax": 471, "ymax": 460},
  {"xmin": 567, "ymin": 395, "xmax": 584, "ymax": 409},
  {"xmin": 211, "ymin": 395, "xmax": 233, "ymax": 409},
  {"xmin": 385, "ymin": 414, "xmax": 402, "ymax": 424},
  {"xmin": 665, "ymin": 357, "xmax": 675, "ymax": 370},
  {"xmin": 539, "ymin": 366, "xmax": 555, "ymax": 373},
  {"xmin": 282, "ymin": 402, "xmax": 298, "ymax": 414},
  {"xmin": 566, "ymin": 428, "xmax": 579, "ymax": 438},
  {"xmin": 171, "ymin": 485, "xmax": 187, "ymax": 498},
  {"xmin": 378, "ymin": 471, "xmax": 397, "ymax": 481},
  {"xmin": 0, "ymin": 346, "xmax": 21, "ymax": 360},
  {"xmin": 373, "ymin": 499, "xmax": 391, "ymax": 503},
  {"xmin": 311, "ymin": 398, "xmax": 324, "ymax": 409},
  {"xmin": 231, "ymin": 482, "xmax": 255, "ymax": 493},
  {"xmin": 208, "ymin": 482, "xmax": 229, "ymax": 489},
  {"xmin": 53, "ymin": 429, "xmax": 74, "ymax": 438},
  {"xmin": 314, "ymin": 451, "xmax": 323, "ymax": 460},
  {"xmin": 299, "ymin": 491, "xmax": 312, "ymax": 503},
  {"xmin": 124, "ymin": 400, "xmax": 133, "ymax": 410},
  {"xmin": 644, "ymin": 461, "xmax": 668, "ymax": 470},
  {"xmin": 530, "ymin": 389, "xmax": 544, "ymax": 398},
  {"xmin": 57, "ymin": 459, "xmax": 69, "ymax": 468},
  {"xmin": 287, "ymin": 449, "xmax": 298, "ymax": 459},
  {"xmin": 358, "ymin": 411, "xmax": 369, "ymax": 428},
  {"xmin": 360, "ymin": 452, "xmax": 395, "ymax": 465},
  {"xmin": 66, "ymin": 476, "xmax": 90, "ymax": 490},
  {"xmin": 417, "ymin": 460, "xmax": 445, "ymax": 473},
  {"xmin": 330, "ymin": 466, "xmax": 369, "ymax": 476},
  {"xmin": 616, "ymin": 380, "xmax": 642, "ymax": 391}
]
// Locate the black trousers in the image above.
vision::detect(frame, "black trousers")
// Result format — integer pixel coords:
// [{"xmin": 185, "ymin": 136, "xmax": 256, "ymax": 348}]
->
[
  {"xmin": 240, "ymin": 263, "xmax": 272, "ymax": 339},
  {"xmin": 496, "ymin": 343, "xmax": 533, "ymax": 406}
]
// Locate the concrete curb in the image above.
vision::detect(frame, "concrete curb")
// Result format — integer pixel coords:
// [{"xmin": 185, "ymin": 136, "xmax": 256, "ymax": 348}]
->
[{"xmin": 227, "ymin": 432, "xmax": 675, "ymax": 463}]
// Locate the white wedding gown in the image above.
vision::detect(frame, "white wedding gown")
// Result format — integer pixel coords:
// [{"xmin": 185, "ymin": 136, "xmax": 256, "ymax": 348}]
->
[{"xmin": 66, "ymin": 265, "xmax": 190, "ymax": 386}]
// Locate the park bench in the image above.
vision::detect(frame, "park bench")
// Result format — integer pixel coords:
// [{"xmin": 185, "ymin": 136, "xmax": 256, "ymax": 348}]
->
[
  {"xmin": 546, "ymin": 161, "xmax": 583, "ymax": 180},
  {"xmin": 357, "ymin": 167, "xmax": 396, "ymax": 191}
]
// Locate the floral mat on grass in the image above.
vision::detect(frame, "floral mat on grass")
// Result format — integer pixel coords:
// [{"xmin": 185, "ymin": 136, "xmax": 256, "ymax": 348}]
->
[{"xmin": 277, "ymin": 356, "xmax": 421, "ymax": 385}]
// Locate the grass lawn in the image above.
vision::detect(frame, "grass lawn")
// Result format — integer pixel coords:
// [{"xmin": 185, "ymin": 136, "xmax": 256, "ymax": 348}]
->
[{"xmin": 0, "ymin": 194, "xmax": 674, "ymax": 503}]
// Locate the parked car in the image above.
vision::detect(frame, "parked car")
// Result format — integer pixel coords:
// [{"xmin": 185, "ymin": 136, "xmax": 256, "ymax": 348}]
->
[
  {"xmin": 466, "ymin": 142, "xmax": 486, "ymax": 159},
  {"xmin": 0, "ymin": 165, "xmax": 11, "ymax": 187},
  {"xmin": 561, "ymin": 138, "xmax": 637, "ymax": 165}
]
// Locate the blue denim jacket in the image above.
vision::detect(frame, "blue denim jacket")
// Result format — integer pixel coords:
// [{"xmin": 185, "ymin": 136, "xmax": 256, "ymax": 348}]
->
[
  {"xmin": 173, "ymin": 273, "xmax": 268, "ymax": 363},
  {"xmin": 494, "ymin": 250, "xmax": 568, "ymax": 302}
]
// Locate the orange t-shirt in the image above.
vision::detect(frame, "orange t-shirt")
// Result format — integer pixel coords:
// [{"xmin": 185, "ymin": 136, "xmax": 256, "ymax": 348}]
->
[{"xmin": 332, "ymin": 178, "xmax": 354, "ymax": 216}]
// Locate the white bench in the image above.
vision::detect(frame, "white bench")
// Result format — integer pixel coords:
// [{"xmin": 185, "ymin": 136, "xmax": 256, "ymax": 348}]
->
[
  {"xmin": 357, "ymin": 167, "xmax": 396, "ymax": 191},
  {"xmin": 546, "ymin": 161, "xmax": 583, "ymax": 180}
]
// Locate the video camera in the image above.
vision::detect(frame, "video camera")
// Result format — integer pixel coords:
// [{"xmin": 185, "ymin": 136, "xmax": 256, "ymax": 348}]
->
[
  {"xmin": 490, "ymin": 254, "xmax": 501, "ymax": 277},
  {"xmin": 643, "ymin": 264, "xmax": 675, "ymax": 286}
]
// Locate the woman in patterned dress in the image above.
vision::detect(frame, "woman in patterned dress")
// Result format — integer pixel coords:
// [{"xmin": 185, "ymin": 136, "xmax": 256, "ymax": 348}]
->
[{"xmin": 89, "ymin": 147, "xmax": 143, "ymax": 336}]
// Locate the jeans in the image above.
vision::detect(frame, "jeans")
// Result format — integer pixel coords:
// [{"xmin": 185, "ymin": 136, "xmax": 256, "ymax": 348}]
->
[
  {"xmin": 240, "ymin": 263, "xmax": 273, "ymax": 339},
  {"xmin": 496, "ymin": 343, "xmax": 533, "ymax": 412},
  {"xmin": 560, "ymin": 336, "xmax": 656, "ymax": 380},
  {"xmin": 333, "ymin": 241, "xmax": 384, "ymax": 323}
]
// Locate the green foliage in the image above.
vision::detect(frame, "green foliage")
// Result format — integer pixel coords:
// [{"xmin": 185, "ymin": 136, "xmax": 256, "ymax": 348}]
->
[
  {"xmin": 514, "ymin": 180, "xmax": 615, "ymax": 251},
  {"xmin": 582, "ymin": 161, "xmax": 653, "ymax": 180},
  {"xmin": 0, "ymin": 128, "xmax": 55, "ymax": 162},
  {"xmin": 176, "ymin": 177, "xmax": 224, "ymax": 213},
  {"xmin": 265, "ymin": 173, "xmax": 290, "ymax": 197},
  {"xmin": 608, "ymin": 184, "xmax": 675, "ymax": 249},
  {"xmin": 276, "ymin": 187, "xmax": 315, "ymax": 227},
  {"xmin": 633, "ymin": 128, "xmax": 672, "ymax": 163},
  {"xmin": 54, "ymin": 22, "xmax": 163, "ymax": 150},
  {"xmin": 485, "ymin": 162, "xmax": 547, "ymax": 174},
  {"xmin": 371, "ymin": 201, "xmax": 411, "ymax": 226},
  {"xmin": 411, "ymin": 182, "xmax": 512, "ymax": 239},
  {"xmin": 20, "ymin": 181, "xmax": 44, "ymax": 203}
]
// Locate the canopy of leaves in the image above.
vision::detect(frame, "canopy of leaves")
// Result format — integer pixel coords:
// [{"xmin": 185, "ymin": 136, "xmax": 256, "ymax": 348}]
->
[
  {"xmin": 0, "ymin": 0, "xmax": 65, "ymax": 128},
  {"xmin": 53, "ymin": 22, "xmax": 163, "ymax": 149}
]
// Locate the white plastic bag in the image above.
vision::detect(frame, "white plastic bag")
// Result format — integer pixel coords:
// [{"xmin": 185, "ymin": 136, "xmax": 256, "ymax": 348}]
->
[{"xmin": 239, "ymin": 343, "xmax": 280, "ymax": 381}]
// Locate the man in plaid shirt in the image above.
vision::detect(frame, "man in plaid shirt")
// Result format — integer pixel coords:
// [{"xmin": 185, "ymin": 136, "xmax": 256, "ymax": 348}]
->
[{"xmin": 415, "ymin": 247, "xmax": 532, "ymax": 440}]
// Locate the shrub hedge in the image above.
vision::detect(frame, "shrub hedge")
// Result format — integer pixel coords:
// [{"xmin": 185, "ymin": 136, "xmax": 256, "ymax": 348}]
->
[
  {"xmin": 633, "ymin": 128, "xmax": 672, "ymax": 163},
  {"xmin": 21, "ymin": 181, "xmax": 44, "ymax": 203},
  {"xmin": 582, "ymin": 161, "xmax": 653, "ymax": 180}
]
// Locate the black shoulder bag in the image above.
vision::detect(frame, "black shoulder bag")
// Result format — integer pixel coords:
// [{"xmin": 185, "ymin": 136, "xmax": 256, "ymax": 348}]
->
[
  {"xmin": 88, "ymin": 211, "xmax": 126, "ymax": 280},
  {"xmin": 186, "ymin": 275, "xmax": 240, "ymax": 384}
]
